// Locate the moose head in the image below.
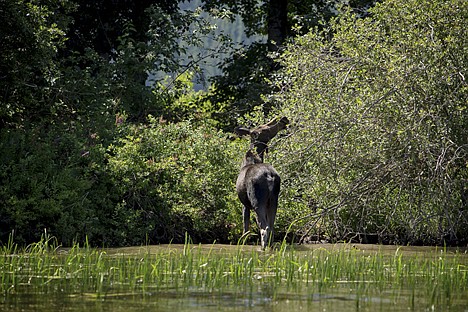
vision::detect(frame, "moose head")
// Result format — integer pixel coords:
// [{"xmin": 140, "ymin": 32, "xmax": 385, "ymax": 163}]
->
[{"xmin": 235, "ymin": 116, "xmax": 289, "ymax": 161}]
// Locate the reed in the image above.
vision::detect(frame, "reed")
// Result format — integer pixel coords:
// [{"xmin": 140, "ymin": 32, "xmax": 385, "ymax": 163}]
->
[{"xmin": 1, "ymin": 234, "xmax": 467, "ymax": 308}]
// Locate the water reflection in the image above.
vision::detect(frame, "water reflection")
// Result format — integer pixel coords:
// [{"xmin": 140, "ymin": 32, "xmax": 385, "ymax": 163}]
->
[{"xmin": 5, "ymin": 289, "xmax": 460, "ymax": 312}]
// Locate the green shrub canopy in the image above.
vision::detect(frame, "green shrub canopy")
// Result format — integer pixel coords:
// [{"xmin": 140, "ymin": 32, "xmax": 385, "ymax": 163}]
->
[{"xmin": 273, "ymin": 0, "xmax": 467, "ymax": 245}]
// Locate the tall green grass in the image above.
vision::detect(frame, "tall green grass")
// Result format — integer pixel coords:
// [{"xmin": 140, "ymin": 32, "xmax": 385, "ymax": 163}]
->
[{"xmin": 1, "ymin": 233, "xmax": 467, "ymax": 308}]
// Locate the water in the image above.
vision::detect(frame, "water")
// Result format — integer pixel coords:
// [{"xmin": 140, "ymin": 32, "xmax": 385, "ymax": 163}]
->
[
  {"xmin": 0, "ymin": 291, "xmax": 433, "ymax": 312},
  {"xmin": 1, "ymin": 244, "xmax": 467, "ymax": 311},
  {"xmin": 4, "ymin": 289, "xmax": 455, "ymax": 312}
]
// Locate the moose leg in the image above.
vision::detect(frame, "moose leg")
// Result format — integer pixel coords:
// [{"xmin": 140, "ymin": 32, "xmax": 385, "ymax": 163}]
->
[
  {"xmin": 255, "ymin": 207, "xmax": 270, "ymax": 250},
  {"xmin": 242, "ymin": 206, "xmax": 251, "ymax": 234},
  {"xmin": 267, "ymin": 196, "xmax": 279, "ymax": 246}
]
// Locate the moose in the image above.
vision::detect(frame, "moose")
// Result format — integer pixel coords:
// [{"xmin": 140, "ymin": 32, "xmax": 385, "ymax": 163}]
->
[{"xmin": 235, "ymin": 117, "xmax": 289, "ymax": 249}]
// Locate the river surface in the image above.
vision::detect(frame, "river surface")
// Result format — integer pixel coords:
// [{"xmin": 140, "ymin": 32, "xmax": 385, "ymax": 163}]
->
[{"xmin": 1, "ymin": 243, "xmax": 467, "ymax": 312}]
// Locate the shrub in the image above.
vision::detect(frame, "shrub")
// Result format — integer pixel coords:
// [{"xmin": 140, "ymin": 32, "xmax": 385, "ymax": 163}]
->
[
  {"xmin": 0, "ymin": 127, "xmax": 100, "ymax": 245},
  {"xmin": 0, "ymin": 120, "xmax": 249, "ymax": 246},
  {"xmin": 105, "ymin": 118, "xmax": 245, "ymax": 245},
  {"xmin": 271, "ymin": 0, "xmax": 468, "ymax": 245}
]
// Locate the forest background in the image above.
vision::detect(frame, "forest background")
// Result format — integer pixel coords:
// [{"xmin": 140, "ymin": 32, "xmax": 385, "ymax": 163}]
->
[{"xmin": 1, "ymin": 0, "xmax": 467, "ymax": 247}]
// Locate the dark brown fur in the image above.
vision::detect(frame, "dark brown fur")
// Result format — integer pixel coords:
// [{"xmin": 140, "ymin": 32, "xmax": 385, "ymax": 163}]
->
[
  {"xmin": 234, "ymin": 117, "xmax": 288, "ymax": 249},
  {"xmin": 236, "ymin": 150, "xmax": 280, "ymax": 249}
]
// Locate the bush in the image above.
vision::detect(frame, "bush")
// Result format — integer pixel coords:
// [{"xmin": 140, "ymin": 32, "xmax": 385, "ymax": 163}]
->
[
  {"xmin": 0, "ymin": 127, "xmax": 101, "ymax": 245},
  {"xmin": 271, "ymin": 0, "xmax": 468, "ymax": 245},
  {"xmin": 0, "ymin": 120, "xmax": 248, "ymax": 247},
  {"xmin": 104, "ymin": 118, "xmax": 245, "ymax": 245}
]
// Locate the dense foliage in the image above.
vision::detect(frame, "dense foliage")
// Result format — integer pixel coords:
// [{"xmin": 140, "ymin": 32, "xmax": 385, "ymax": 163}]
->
[
  {"xmin": 0, "ymin": 0, "xmax": 236, "ymax": 245},
  {"xmin": 204, "ymin": 0, "xmax": 377, "ymax": 131},
  {"xmin": 105, "ymin": 119, "xmax": 244, "ymax": 245},
  {"xmin": 272, "ymin": 0, "xmax": 468, "ymax": 245},
  {"xmin": 0, "ymin": 0, "xmax": 466, "ymax": 246},
  {"xmin": 0, "ymin": 120, "xmax": 246, "ymax": 246}
]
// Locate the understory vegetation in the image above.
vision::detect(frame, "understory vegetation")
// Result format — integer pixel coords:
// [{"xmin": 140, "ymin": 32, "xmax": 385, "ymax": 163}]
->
[{"xmin": 0, "ymin": 0, "xmax": 466, "ymax": 247}]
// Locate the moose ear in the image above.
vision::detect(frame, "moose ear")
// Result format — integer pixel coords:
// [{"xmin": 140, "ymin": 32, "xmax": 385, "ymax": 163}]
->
[
  {"xmin": 234, "ymin": 127, "xmax": 252, "ymax": 137},
  {"xmin": 279, "ymin": 117, "xmax": 290, "ymax": 126}
]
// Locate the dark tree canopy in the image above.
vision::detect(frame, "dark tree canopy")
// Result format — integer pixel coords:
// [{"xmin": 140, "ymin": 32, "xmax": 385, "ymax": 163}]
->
[
  {"xmin": 64, "ymin": 0, "xmax": 178, "ymax": 61},
  {"xmin": 203, "ymin": 0, "xmax": 378, "ymax": 130}
]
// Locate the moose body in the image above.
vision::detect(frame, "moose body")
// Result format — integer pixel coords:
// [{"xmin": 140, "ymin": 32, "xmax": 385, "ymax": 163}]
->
[
  {"xmin": 235, "ymin": 117, "xmax": 288, "ymax": 249},
  {"xmin": 236, "ymin": 150, "xmax": 280, "ymax": 249}
]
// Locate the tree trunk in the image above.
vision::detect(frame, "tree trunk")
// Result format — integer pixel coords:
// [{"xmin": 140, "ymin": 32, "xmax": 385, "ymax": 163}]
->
[{"xmin": 268, "ymin": 0, "xmax": 288, "ymax": 52}]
